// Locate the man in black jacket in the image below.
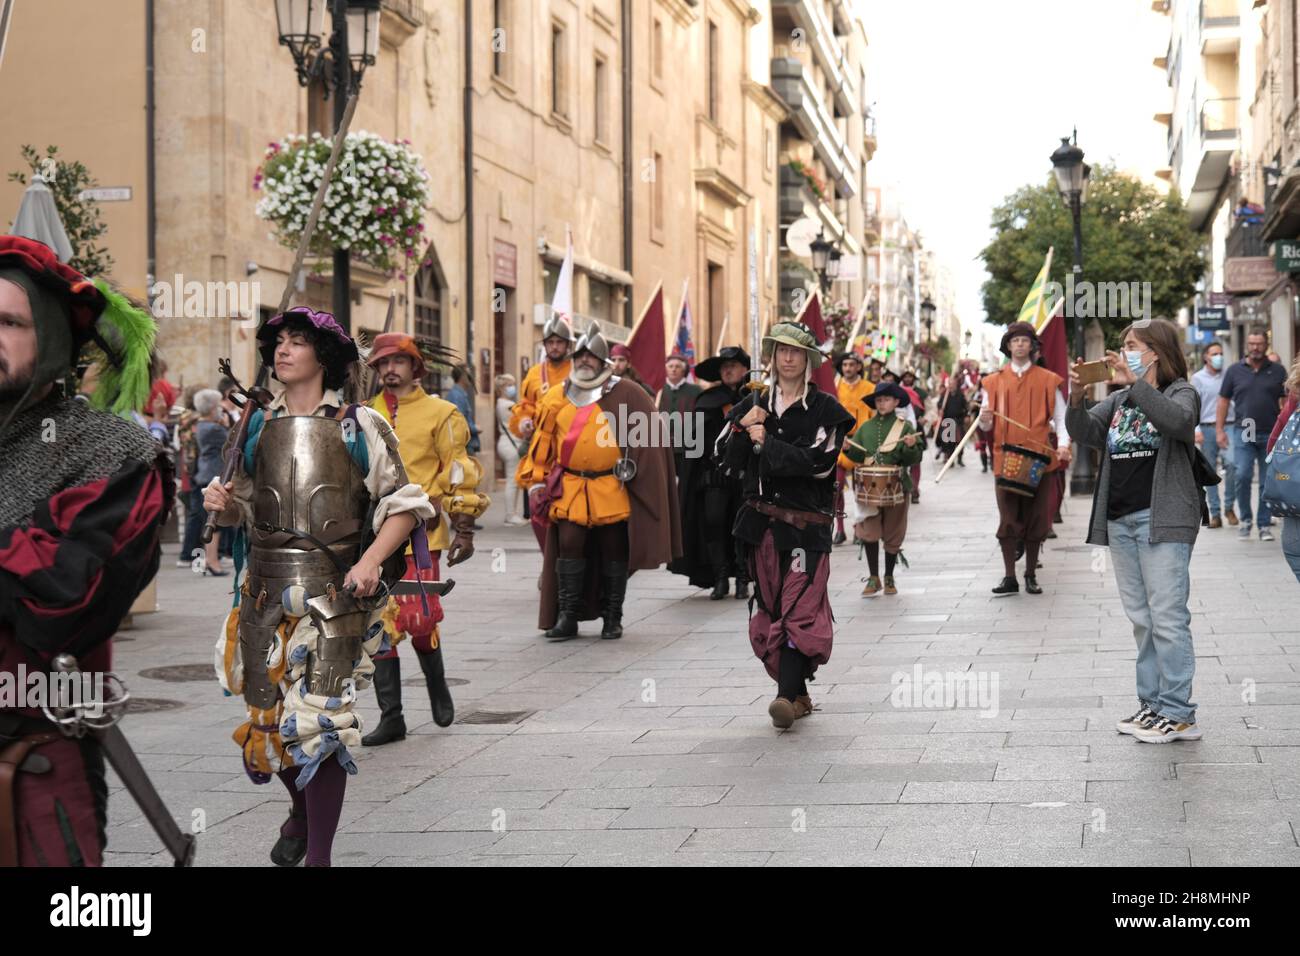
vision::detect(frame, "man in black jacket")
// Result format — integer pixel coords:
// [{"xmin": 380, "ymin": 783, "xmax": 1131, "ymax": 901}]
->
[
  {"xmin": 715, "ymin": 322, "xmax": 853, "ymax": 730},
  {"xmin": 670, "ymin": 346, "xmax": 751, "ymax": 599}
]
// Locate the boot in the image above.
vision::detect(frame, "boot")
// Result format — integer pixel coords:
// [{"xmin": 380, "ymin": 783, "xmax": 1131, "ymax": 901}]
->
[
  {"xmin": 270, "ymin": 811, "xmax": 308, "ymax": 867},
  {"xmin": 733, "ymin": 575, "xmax": 749, "ymax": 600},
  {"xmin": 544, "ymin": 557, "xmax": 586, "ymax": 640},
  {"xmin": 991, "ymin": 576, "xmax": 1019, "ymax": 596},
  {"xmin": 360, "ymin": 655, "xmax": 406, "ymax": 746},
  {"xmin": 709, "ymin": 571, "xmax": 730, "ymax": 600},
  {"xmin": 601, "ymin": 560, "xmax": 629, "ymax": 640},
  {"xmin": 417, "ymin": 646, "xmax": 455, "ymax": 728}
]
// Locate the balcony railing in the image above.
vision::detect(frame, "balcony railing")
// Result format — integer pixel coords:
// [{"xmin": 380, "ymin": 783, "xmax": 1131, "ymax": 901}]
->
[
  {"xmin": 1200, "ymin": 97, "xmax": 1239, "ymax": 139},
  {"xmin": 1225, "ymin": 217, "xmax": 1268, "ymax": 259},
  {"xmin": 1200, "ymin": 0, "xmax": 1240, "ymax": 29},
  {"xmin": 771, "ymin": 57, "xmax": 856, "ymax": 197}
]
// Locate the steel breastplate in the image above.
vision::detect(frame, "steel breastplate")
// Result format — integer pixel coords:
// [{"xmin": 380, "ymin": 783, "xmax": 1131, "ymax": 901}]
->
[{"xmin": 238, "ymin": 414, "xmax": 372, "ymax": 707}]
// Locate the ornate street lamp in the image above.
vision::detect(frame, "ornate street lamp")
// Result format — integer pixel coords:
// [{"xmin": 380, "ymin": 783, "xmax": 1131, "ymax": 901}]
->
[
  {"xmin": 1050, "ymin": 131, "xmax": 1094, "ymax": 494},
  {"xmin": 275, "ymin": 0, "xmax": 383, "ymax": 331},
  {"xmin": 920, "ymin": 296, "xmax": 935, "ymax": 377}
]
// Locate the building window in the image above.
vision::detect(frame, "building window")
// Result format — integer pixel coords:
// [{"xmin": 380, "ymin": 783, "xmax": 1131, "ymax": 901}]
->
[
  {"xmin": 707, "ymin": 21, "xmax": 719, "ymax": 123},
  {"xmin": 414, "ymin": 257, "xmax": 445, "ymax": 393},
  {"xmin": 493, "ymin": 0, "xmax": 509, "ymax": 80},
  {"xmin": 652, "ymin": 17, "xmax": 664, "ymax": 86},
  {"xmin": 764, "ymin": 128, "xmax": 774, "ymax": 174},
  {"xmin": 551, "ymin": 22, "xmax": 568, "ymax": 118},
  {"xmin": 594, "ymin": 55, "xmax": 608, "ymax": 145},
  {"xmin": 652, "ymin": 150, "xmax": 665, "ymax": 236},
  {"xmin": 588, "ymin": 277, "xmax": 614, "ymax": 321}
]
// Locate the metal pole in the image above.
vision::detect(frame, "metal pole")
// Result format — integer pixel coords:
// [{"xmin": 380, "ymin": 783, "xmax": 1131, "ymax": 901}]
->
[
  {"xmin": 1069, "ymin": 191, "xmax": 1094, "ymax": 495},
  {"xmin": 332, "ymin": 0, "xmax": 352, "ymax": 332}
]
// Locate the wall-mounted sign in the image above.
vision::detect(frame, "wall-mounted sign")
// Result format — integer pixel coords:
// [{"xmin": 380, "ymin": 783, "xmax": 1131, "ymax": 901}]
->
[
  {"xmin": 1196, "ymin": 305, "xmax": 1229, "ymax": 331},
  {"xmin": 492, "ymin": 239, "xmax": 517, "ymax": 288},
  {"xmin": 1274, "ymin": 239, "xmax": 1300, "ymax": 273},
  {"xmin": 78, "ymin": 186, "xmax": 132, "ymax": 202},
  {"xmin": 1224, "ymin": 256, "xmax": 1280, "ymax": 293}
]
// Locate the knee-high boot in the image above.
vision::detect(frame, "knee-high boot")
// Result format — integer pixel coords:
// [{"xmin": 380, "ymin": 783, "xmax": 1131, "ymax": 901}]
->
[
  {"xmin": 601, "ymin": 560, "xmax": 629, "ymax": 640},
  {"xmin": 417, "ymin": 646, "xmax": 455, "ymax": 728},
  {"xmin": 360, "ymin": 655, "xmax": 406, "ymax": 746},
  {"xmin": 545, "ymin": 557, "xmax": 586, "ymax": 640}
]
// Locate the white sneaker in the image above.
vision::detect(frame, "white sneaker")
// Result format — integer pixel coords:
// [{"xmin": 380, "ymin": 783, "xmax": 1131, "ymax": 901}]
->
[
  {"xmin": 1133, "ymin": 716, "xmax": 1202, "ymax": 743},
  {"xmin": 1260, "ymin": 527, "xmax": 1275, "ymax": 542},
  {"xmin": 1116, "ymin": 705, "xmax": 1157, "ymax": 735}
]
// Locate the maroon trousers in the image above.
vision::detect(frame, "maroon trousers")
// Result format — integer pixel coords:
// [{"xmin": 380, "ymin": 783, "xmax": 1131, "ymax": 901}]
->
[
  {"xmin": 746, "ymin": 529, "xmax": 834, "ymax": 682},
  {"xmin": 995, "ymin": 482, "xmax": 1053, "ymax": 545}
]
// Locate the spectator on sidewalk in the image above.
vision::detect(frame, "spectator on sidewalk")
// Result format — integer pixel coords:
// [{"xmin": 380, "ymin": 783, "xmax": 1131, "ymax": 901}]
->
[
  {"xmin": 447, "ymin": 365, "xmax": 481, "ymax": 454},
  {"xmin": 1267, "ymin": 354, "xmax": 1300, "ymax": 582},
  {"xmin": 1217, "ymin": 326, "xmax": 1288, "ymax": 542},
  {"xmin": 1192, "ymin": 342, "xmax": 1237, "ymax": 527},
  {"xmin": 189, "ymin": 388, "xmax": 229, "ymax": 576},
  {"xmin": 495, "ymin": 373, "xmax": 527, "ymax": 526},
  {"xmin": 1066, "ymin": 318, "xmax": 1203, "ymax": 744}
]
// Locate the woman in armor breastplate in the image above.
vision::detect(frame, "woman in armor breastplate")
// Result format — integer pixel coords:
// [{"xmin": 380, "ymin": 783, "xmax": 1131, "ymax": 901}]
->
[{"xmin": 204, "ymin": 307, "xmax": 434, "ymax": 867}]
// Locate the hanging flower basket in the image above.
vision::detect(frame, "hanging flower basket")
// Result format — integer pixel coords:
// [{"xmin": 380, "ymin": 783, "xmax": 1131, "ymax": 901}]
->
[{"xmin": 254, "ymin": 131, "xmax": 430, "ymax": 277}]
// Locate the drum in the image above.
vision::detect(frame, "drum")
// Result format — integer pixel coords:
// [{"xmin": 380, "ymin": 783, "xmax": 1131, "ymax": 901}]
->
[
  {"xmin": 853, "ymin": 465, "xmax": 905, "ymax": 508},
  {"xmin": 996, "ymin": 442, "xmax": 1053, "ymax": 497}
]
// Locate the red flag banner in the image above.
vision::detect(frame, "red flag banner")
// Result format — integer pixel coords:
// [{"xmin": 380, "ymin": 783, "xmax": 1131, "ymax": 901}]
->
[
  {"xmin": 627, "ymin": 282, "xmax": 667, "ymax": 393},
  {"xmin": 794, "ymin": 290, "xmax": 837, "ymax": 394},
  {"xmin": 1037, "ymin": 298, "xmax": 1068, "ymax": 396}
]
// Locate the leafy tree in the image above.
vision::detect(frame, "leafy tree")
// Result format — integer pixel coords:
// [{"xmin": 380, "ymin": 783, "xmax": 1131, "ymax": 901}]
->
[
  {"xmin": 7, "ymin": 144, "xmax": 115, "ymax": 277},
  {"xmin": 980, "ymin": 164, "xmax": 1204, "ymax": 348}
]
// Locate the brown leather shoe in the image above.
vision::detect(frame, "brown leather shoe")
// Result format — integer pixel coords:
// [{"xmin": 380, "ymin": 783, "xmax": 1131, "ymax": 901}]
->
[
  {"xmin": 793, "ymin": 695, "xmax": 814, "ymax": 719},
  {"xmin": 861, "ymin": 575, "xmax": 882, "ymax": 597},
  {"xmin": 768, "ymin": 697, "xmax": 797, "ymax": 729},
  {"xmin": 883, "ymin": 575, "xmax": 898, "ymax": 595},
  {"xmin": 1225, "ymin": 508, "xmax": 1239, "ymax": 526},
  {"xmin": 1208, "ymin": 516, "xmax": 1223, "ymax": 528}
]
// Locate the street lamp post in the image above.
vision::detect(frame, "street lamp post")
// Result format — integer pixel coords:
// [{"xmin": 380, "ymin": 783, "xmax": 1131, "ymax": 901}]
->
[
  {"xmin": 809, "ymin": 230, "xmax": 837, "ymax": 296},
  {"xmin": 920, "ymin": 296, "xmax": 935, "ymax": 378},
  {"xmin": 275, "ymin": 0, "xmax": 382, "ymax": 332},
  {"xmin": 1050, "ymin": 131, "xmax": 1093, "ymax": 495}
]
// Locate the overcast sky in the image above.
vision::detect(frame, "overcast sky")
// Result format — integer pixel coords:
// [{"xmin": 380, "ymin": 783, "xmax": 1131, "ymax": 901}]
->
[{"xmin": 859, "ymin": 0, "xmax": 1169, "ymax": 349}]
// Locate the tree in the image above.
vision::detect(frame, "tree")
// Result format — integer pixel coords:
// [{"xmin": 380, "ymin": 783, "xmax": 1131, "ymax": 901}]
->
[
  {"xmin": 979, "ymin": 164, "xmax": 1204, "ymax": 349},
  {"xmin": 7, "ymin": 144, "xmax": 115, "ymax": 277}
]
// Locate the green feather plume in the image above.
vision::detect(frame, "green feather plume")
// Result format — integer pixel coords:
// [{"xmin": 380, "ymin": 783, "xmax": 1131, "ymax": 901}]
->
[{"xmin": 87, "ymin": 278, "xmax": 156, "ymax": 416}]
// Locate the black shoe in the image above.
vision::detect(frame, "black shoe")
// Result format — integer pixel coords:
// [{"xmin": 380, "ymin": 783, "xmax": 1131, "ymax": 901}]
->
[
  {"xmin": 1024, "ymin": 575, "xmax": 1042, "ymax": 595},
  {"xmin": 832, "ymin": 529, "xmax": 847, "ymax": 546},
  {"xmin": 545, "ymin": 557, "xmax": 586, "ymax": 640},
  {"xmin": 361, "ymin": 656, "xmax": 406, "ymax": 746},
  {"xmin": 991, "ymin": 576, "xmax": 1019, "ymax": 596},
  {"xmin": 1046, "ymin": 529, "xmax": 1057, "ymax": 539},
  {"xmin": 911, "ymin": 491, "xmax": 920, "ymax": 504},
  {"xmin": 734, "ymin": 578, "xmax": 749, "ymax": 601},
  {"xmin": 417, "ymin": 646, "xmax": 455, "ymax": 727},
  {"xmin": 270, "ymin": 813, "xmax": 308, "ymax": 867},
  {"xmin": 709, "ymin": 573, "xmax": 730, "ymax": 600},
  {"xmin": 601, "ymin": 560, "xmax": 628, "ymax": 640}
]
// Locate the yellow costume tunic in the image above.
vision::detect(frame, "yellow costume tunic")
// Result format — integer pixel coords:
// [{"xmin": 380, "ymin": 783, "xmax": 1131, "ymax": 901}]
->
[
  {"xmin": 511, "ymin": 357, "xmax": 571, "ymax": 488},
  {"xmin": 521, "ymin": 382, "xmax": 630, "ymax": 526},
  {"xmin": 837, "ymin": 377, "xmax": 876, "ymax": 471},
  {"xmin": 366, "ymin": 387, "xmax": 489, "ymax": 552}
]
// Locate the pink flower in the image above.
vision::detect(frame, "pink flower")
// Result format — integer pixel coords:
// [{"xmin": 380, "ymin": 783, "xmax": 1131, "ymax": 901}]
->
[
  {"xmin": 417, "ymin": 223, "xmax": 425, "ymax": 231},
  {"xmin": 376, "ymin": 206, "xmax": 386, "ymax": 215}
]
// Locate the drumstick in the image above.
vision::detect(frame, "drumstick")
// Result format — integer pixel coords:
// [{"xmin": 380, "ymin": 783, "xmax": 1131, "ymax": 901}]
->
[{"xmin": 933, "ymin": 417, "xmax": 981, "ymax": 485}]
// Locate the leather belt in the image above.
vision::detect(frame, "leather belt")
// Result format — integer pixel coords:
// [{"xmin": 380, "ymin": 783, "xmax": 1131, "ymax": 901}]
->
[
  {"xmin": 746, "ymin": 498, "xmax": 833, "ymax": 530},
  {"xmin": 563, "ymin": 467, "xmax": 615, "ymax": 479},
  {"xmin": 0, "ymin": 730, "xmax": 61, "ymax": 867}
]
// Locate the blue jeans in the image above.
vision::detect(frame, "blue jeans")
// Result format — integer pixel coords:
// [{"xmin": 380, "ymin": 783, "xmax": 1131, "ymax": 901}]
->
[
  {"xmin": 180, "ymin": 486, "xmax": 205, "ymax": 564},
  {"xmin": 1283, "ymin": 517, "xmax": 1300, "ymax": 583},
  {"xmin": 1106, "ymin": 508, "xmax": 1197, "ymax": 723},
  {"xmin": 1198, "ymin": 424, "xmax": 1237, "ymax": 518},
  {"xmin": 1233, "ymin": 430, "xmax": 1273, "ymax": 528}
]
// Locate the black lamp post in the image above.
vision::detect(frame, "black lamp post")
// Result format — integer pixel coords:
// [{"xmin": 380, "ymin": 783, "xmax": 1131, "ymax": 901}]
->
[
  {"xmin": 809, "ymin": 230, "xmax": 835, "ymax": 296},
  {"xmin": 920, "ymin": 296, "xmax": 935, "ymax": 378},
  {"xmin": 1050, "ymin": 131, "xmax": 1093, "ymax": 494},
  {"xmin": 275, "ymin": 0, "xmax": 382, "ymax": 333}
]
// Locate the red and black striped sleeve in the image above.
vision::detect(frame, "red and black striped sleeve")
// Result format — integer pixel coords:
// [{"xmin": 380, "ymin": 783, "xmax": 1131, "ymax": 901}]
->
[{"xmin": 0, "ymin": 454, "xmax": 173, "ymax": 661}]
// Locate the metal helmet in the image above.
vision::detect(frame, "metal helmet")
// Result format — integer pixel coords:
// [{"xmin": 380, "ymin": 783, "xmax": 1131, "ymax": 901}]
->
[
  {"xmin": 573, "ymin": 320, "xmax": 611, "ymax": 364},
  {"xmin": 541, "ymin": 311, "xmax": 575, "ymax": 344}
]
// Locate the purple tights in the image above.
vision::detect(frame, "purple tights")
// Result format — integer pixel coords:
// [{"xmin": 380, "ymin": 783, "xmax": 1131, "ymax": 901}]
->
[{"xmin": 276, "ymin": 758, "xmax": 347, "ymax": 866}]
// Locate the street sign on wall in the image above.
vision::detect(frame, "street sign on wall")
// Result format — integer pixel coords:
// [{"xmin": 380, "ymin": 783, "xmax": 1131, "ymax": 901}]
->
[
  {"xmin": 1196, "ymin": 306, "xmax": 1229, "ymax": 331},
  {"xmin": 1224, "ymin": 256, "xmax": 1280, "ymax": 293},
  {"xmin": 1274, "ymin": 239, "xmax": 1300, "ymax": 273}
]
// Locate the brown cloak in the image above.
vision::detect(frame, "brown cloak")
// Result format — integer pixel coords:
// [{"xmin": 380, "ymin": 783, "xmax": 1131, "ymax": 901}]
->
[{"xmin": 537, "ymin": 377, "xmax": 683, "ymax": 629}]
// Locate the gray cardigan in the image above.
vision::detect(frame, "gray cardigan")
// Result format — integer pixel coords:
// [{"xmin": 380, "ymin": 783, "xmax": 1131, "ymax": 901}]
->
[{"xmin": 1064, "ymin": 378, "xmax": 1202, "ymax": 546}]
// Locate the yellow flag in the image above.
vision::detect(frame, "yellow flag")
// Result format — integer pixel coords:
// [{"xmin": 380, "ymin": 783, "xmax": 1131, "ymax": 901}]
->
[{"xmin": 1017, "ymin": 247, "xmax": 1054, "ymax": 331}]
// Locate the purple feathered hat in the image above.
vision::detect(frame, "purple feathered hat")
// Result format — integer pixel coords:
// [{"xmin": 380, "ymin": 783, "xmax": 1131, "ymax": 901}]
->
[{"xmin": 257, "ymin": 307, "xmax": 360, "ymax": 387}]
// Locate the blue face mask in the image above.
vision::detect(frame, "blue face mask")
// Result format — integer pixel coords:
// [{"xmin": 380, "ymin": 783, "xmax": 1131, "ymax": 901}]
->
[
  {"xmin": 1125, "ymin": 349, "xmax": 1148, "ymax": 376},
  {"xmin": 505, "ymin": 386, "xmax": 517, "ymax": 400},
  {"xmin": 1209, "ymin": 354, "xmax": 1223, "ymax": 370}
]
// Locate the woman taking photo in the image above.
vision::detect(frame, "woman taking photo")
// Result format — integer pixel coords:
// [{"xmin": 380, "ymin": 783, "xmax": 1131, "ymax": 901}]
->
[
  {"xmin": 494, "ymin": 373, "xmax": 528, "ymax": 525},
  {"xmin": 1065, "ymin": 317, "xmax": 1203, "ymax": 744}
]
